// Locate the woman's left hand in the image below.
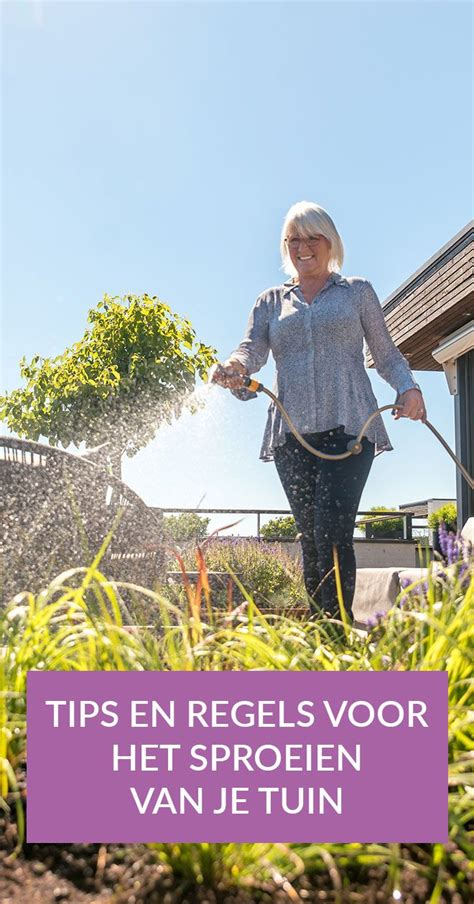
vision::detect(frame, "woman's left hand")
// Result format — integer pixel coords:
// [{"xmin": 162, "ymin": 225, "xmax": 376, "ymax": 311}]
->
[{"xmin": 393, "ymin": 388, "xmax": 427, "ymax": 421}]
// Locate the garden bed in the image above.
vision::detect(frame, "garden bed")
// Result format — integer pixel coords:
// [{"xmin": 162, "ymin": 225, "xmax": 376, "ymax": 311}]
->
[
  {"xmin": 1, "ymin": 827, "xmax": 472, "ymax": 903},
  {"xmin": 1, "ymin": 538, "xmax": 472, "ymax": 904}
]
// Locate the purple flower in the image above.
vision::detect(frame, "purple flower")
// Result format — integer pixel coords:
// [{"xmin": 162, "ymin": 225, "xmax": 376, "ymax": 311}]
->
[
  {"xmin": 398, "ymin": 578, "xmax": 429, "ymax": 608},
  {"xmin": 438, "ymin": 521, "xmax": 449, "ymax": 557},
  {"xmin": 367, "ymin": 610, "xmax": 387, "ymax": 628},
  {"xmin": 437, "ymin": 522, "xmax": 469, "ymax": 567}
]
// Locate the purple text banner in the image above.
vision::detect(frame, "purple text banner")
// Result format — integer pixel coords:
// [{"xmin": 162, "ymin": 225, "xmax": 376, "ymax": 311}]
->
[{"xmin": 27, "ymin": 670, "xmax": 447, "ymax": 843}]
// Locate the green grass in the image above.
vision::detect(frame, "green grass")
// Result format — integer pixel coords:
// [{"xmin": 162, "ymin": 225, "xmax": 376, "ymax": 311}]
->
[{"xmin": 0, "ymin": 550, "xmax": 472, "ymax": 900}]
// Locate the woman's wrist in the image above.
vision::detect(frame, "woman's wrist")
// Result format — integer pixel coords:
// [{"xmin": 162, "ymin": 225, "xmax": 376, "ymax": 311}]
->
[
  {"xmin": 394, "ymin": 386, "xmax": 427, "ymax": 421},
  {"xmin": 397, "ymin": 382, "xmax": 421, "ymax": 397}
]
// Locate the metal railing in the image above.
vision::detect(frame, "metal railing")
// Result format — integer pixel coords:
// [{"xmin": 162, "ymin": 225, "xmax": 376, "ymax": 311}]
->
[{"xmin": 151, "ymin": 507, "xmax": 420, "ymax": 541}]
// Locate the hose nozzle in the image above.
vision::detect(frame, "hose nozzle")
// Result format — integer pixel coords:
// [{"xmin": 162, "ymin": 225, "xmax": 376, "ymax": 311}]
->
[
  {"xmin": 209, "ymin": 363, "xmax": 255, "ymax": 391},
  {"xmin": 242, "ymin": 376, "xmax": 264, "ymax": 393}
]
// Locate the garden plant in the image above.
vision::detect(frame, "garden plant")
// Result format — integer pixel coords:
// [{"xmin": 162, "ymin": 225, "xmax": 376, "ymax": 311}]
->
[
  {"xmin": 180, "ymin": 537, "xmax": 306, "ymax": 610},
  {"xmin": 428, "ymin": 504, "xmax": 458, "ymax": 537},
  {"xmin": 0, "ymin": 532, "xmax": 472, "ymax": 902},
  {"xmin": 260, "ymin": 516, "xmax": 298, "ymax": 540},
  {"xmin": 357, "ymin": 506, "xmax": 404, "ymax": 539},
  {"xmin": 163, "ymin": 512, "xmax": 211, "ymax": 544},
  {"xmin": 0, "ymin": 294, "xmax": 217, "ymax": 475}
]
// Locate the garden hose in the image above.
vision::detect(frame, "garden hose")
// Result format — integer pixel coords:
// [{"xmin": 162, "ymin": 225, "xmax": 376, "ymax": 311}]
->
[{"xmin": 211, "ymin": 367, "xmax": 474, "ymax": 489}]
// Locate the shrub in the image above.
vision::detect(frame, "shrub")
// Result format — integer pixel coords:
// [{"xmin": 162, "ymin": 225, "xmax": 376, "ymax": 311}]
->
[
  {"xmin": 181, "ymin": 537, "xmax": 305, "ymax": 607},
  {"xmin": 359, "ymin": 506, "xmax": 403, "ymax": 537},
  {"xmin": 260, "ymin": 515, "xmax": 298, "ymax": 540},
  {"xmin": 427, "ymin": 502, "xmax": 457, "ymax": 533},
  {"xmin": 164, "ymin": 512, "xmax": 210, "ymax": 543}
]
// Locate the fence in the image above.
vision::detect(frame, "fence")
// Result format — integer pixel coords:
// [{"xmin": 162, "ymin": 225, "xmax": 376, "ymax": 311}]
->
[{"xmin": 151, "ymin": 507, "xmax": 428, "ymax": 542}]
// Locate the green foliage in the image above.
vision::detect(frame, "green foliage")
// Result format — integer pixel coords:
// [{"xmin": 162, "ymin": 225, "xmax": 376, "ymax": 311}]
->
[
  {"xmin": 260, "ymin": 515, "xmax": 298, "ymax": 539},
  {"xmin": 182, "ymin": 538, "xmax": 305, "ymax": 606},
  {"xmin": 427, "ymin": 502, "xmax": 457, "ymax": 532},
  {"xmin": 0, "ymin": 556, "xmax": 472, "ymax": 895},
  {"xmin": 360, "ymin": 506, "xmax": 404, "ymax": 536},
  {"xmin": 0, "ymin": 293, "xmax": 217, "ymax": 459},
  {"xmin": 163, "ymin": 512, "xmax": 210, "ymax": 543}
]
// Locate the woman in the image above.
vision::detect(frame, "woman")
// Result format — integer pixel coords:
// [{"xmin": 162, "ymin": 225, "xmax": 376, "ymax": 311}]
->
[{"xmin": 212, "ymin": 201, "xmax": 426, "ymax": 622}]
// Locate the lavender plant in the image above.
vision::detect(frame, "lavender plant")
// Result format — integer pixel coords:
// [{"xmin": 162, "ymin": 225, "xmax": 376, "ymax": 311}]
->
[
  {"xmin": 180, "ymin": 536, "xmax": 306, "ymax": 608},
  {"xmin": 398, "ymin": 522, "xmax": 471, "ymax": 614},
  {"xmin": 438, "ymin": 520, "xmax": 471, "ymax": 575}
]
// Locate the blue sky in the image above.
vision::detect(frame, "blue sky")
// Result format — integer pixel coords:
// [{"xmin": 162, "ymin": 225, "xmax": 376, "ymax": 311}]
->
[{"xmin": 2, "ymin": 1, "xmax": 472, "ymax": 533}]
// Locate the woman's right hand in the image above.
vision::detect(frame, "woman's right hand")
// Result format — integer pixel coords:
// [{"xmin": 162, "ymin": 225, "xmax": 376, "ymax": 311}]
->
[{"xmin": 209, "ymin": 359, "xmax": 248, "ymax": 389}]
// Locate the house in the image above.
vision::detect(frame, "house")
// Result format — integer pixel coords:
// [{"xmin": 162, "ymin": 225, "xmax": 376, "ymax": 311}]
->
[{"xmin": 366, "ymin": 222, "xmax": 474, "ymax": 526}]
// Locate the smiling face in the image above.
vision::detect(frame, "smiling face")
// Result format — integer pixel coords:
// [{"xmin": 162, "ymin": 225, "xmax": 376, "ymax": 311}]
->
[{"xmin": 285, "ymin": 231, "xmax": 333, "ymax": 282}]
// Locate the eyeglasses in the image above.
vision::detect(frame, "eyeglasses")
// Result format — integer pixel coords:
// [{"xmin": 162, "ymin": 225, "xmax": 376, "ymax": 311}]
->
[{"xmin": 285, "ymin": 235, "xmax": 322, "ymax": 251}]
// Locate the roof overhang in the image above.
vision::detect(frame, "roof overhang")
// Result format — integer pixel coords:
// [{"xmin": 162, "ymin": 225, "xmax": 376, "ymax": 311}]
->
[{"xmin": 366, "ymin": 221, "xmax": 474, "ymax": 371}]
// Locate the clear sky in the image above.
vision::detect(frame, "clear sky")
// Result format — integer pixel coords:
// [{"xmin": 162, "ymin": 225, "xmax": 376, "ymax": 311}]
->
[{"xmin": 2, "ymin": 1, "xmax": 472, "ymax": 534}]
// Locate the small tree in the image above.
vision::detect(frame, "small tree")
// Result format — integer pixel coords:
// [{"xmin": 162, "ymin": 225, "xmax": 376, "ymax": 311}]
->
[
  {"xmin": 0, "ymin": 293, "xmax": 217, "ymax": 475},
  {"xmin": 260, "ymin": 515, "xmax": 298, "ymax": 540},
  {"xmin": 163, "ymin": 512, "xmax": 211, "ymax": 543}
]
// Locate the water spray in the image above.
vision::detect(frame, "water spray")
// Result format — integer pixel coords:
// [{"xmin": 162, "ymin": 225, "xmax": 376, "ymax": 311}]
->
[{"xmin": 209, "ymin": 365, "xmax": 474, "ymax": 489}]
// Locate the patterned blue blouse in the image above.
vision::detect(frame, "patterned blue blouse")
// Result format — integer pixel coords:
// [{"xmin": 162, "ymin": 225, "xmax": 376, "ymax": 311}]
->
[{"xmin": 230, "ymin": 272, "xmax": 418, "ymax": 461}]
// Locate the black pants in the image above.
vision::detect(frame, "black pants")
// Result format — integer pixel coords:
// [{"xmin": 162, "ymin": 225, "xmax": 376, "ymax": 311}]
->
[{"xmin": 274, "ymin": 427, "xmax": 375, "ymax": 621}]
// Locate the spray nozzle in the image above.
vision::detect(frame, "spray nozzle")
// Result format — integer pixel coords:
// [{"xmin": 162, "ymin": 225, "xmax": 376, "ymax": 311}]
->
[
  {"xmin": 242, "ymin": 376, "xmax": 264, "ymax": 393},
  {"xmin": 208, "ymin": 364, "xmax": 264, "ymax": 393}
]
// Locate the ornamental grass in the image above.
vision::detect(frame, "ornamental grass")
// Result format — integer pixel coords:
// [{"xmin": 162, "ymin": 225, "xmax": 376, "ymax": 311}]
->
[{"xmin": 0, "ymin": 540, "xmax": 472, "ymax": 901}]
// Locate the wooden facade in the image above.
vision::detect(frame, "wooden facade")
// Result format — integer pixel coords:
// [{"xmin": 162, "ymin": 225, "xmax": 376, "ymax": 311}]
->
[
  {"xmin": 366, "ymin": 222, "xmax": 473, "ymax": 371},
  {"xmin": 367, "ymin": 221, "xmax": 474, "ymax": 524}
]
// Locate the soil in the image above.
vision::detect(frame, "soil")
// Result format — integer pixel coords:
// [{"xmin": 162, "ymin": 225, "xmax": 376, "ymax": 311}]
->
[{"xmin": 1, "ymin": 820, "xmax": 473, "ymax": 904}]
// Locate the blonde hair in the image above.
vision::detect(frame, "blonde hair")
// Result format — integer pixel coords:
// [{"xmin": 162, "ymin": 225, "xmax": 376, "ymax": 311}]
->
[{"xmin": 280, "ymin": 201, "xmax": 345, "ymax": 277}]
